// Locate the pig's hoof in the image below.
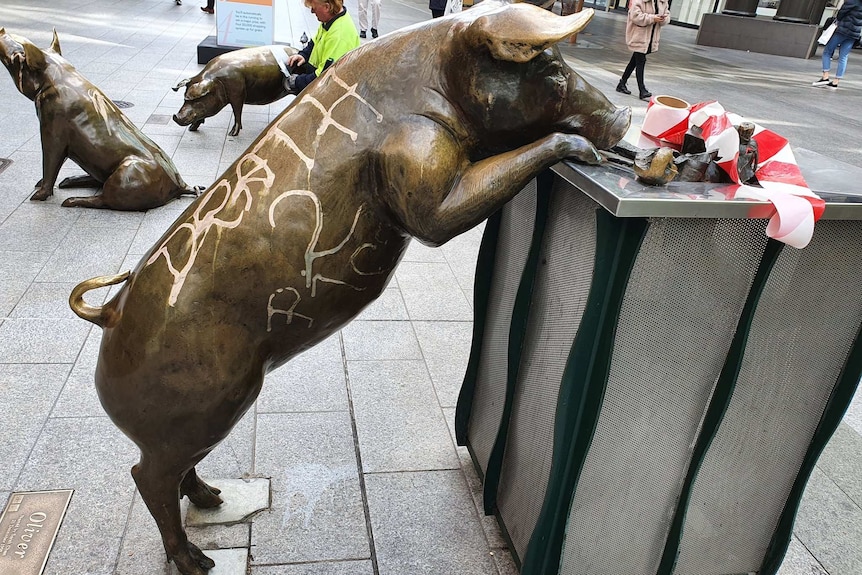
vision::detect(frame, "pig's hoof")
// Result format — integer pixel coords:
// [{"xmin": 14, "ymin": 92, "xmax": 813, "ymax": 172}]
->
[
  {"xmin": 188, "ymin": 542, "xmax": 215, "ymax": 570},
  {"xmin": 189, "ymin": 119, "xmax": 204, "ymax": 132},
  {"xmin": 30, "ymin": 189, "xmax": 52, "ymax": 201},
  {"xmin": 228, "ymin": 125, "xmax": 241, "ymax": 137},
  {"xmin": 184, "ymin": 481, "xmax": 224, "ymax": 508}
]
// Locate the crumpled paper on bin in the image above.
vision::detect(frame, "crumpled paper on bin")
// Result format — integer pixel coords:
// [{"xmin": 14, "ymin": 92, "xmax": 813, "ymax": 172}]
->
[{"xmin": 641, "ymin": 99, "xmax": 825, "ymax": 249}]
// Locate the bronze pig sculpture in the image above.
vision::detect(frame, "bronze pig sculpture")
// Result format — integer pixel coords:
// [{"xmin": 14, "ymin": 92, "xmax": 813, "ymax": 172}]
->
[
  {"xmin": 172, "ymin": 45, "xmax": 300, "ymax": 136},
  {"xmin": 0, "ymin": 29, "xmax": 197, "ymax": 210},
  {"xmin": 69, "ymin": 3, "xmax": 629, "ymax": 574}
]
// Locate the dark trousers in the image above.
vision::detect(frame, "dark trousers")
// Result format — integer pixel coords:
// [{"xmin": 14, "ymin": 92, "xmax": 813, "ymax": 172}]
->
[
  {"xmin": 620, "ymin": 52, "xmax": 647, "ymax": 91},
  {"xmin": 206, "ymin": 0, "xmax": 214, "ymax": 8},
  {"xmin": 431, "ymin": 9, "xmax": 444, "ymax": 17}
]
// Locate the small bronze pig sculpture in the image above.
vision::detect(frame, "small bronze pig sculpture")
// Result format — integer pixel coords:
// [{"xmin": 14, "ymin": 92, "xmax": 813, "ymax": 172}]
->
[
  {"xmin": 172, "ymin": 45, "xmax": 299, "ymax": 136},
  {"xmin": 69, "ymin": 3, "xmax": 629, "ymax": 573},
  {"xmin": 0, "ymin": 29, "xmax": 197, "ymax": 210}
]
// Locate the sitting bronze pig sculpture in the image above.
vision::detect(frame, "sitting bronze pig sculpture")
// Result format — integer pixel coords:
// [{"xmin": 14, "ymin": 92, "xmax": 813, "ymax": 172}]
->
[
  {"xmin": 172, "ymin": 45, "xmax": 299, "ymax": 136},
  {"xmin": 0, "ymin": 29, "xmax": 197, "ymax": 210},
  {"xmin": 69, "ymin": 3, "xmax": 629, "ymax": 573}
]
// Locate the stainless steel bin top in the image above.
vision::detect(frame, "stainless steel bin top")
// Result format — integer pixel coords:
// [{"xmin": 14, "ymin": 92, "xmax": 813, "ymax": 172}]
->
[{"xmin": 553, "ymin": 147, "xmax": 862, "ymax": 220}]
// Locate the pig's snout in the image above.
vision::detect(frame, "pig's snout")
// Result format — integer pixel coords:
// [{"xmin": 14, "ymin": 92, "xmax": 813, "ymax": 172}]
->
[
  {"xmin": 172, "ymin": 111, "xmax": 193, "ymax": 127},
  {"xmin": 593, "ymin": 106, "xmax": 631, "ymax": 151}
]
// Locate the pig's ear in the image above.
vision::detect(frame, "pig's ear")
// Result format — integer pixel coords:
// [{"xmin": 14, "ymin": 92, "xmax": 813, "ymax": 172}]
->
[
  {"xmin": 49, "ymin": 28, "xmax": 61, "ymax": 55},
  {"xmin": 22, "ymin": 41, "xmax": 47, "ymax": 72},
  {"xmin": 467, "ymin": 4, "xmax": 594, "ymax": 63},
  {"xmin": 186, "ymin": 80, "xmax": 214, "ymax": 100}
]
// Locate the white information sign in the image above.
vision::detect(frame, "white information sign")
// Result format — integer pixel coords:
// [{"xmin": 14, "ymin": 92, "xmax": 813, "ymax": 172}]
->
[{"xmin": 217, "ymin": 0, "xmax": 275, "ymax": 48}]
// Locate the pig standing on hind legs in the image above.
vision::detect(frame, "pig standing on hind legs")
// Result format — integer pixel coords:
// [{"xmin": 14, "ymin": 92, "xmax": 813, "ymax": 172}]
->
[{"xmin": 69, "ymin": 3, "xmax": 630, "ymax": 574}]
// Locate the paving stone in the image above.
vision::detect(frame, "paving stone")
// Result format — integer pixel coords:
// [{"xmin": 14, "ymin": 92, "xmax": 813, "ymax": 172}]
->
[
  {"xmin": 0, "ymin": 205, "xmax": 79, "ymax": 252},
  {"xmin": 493, "ymin": 548, "xmax": 519, "ymax": 575},
  {"xmin": 252, "ymin": 560, "xmax": 374, "ymax": 574},
  {"xmin": 440, "ymin": 223, "xmax": 484, "ymax": 291},
  {"xmin": 402, "ymin": 239, "xmax": 447, "ymax": 262},
  {"xmin": 354, "ymin": 286, "xmax": 409, "ymax": 321},
  {"xmin": 400, "ymin": 287, "xmax": 474, "ymax": 321},
  {"xmin": 173, "ymin": 548, "xmax": 249, "ymax": 575},
  {"xmin": 196, "ymin": 407, "xmax": 256, "ymax": 480},
  {"xmin": 186, "ymin": 478, "xmax": 270, "ymax": 526},
  {"xmin": 776, "ymin": 535, "xmax": 828, "ymax": 575},
  {"xmin": 413, "ymin": 321, "xmax": 472, "ymax": 408},
  {"xmin": 341, "ymin": 320, "xmax": 421, "ymax": 361},
  {"xmin": 0, "ymin": 250, "xmax": 50, "ymax": 282},
  {"xmin": 348, "ymin": 360, "xmax": 458, "ymax": 472},
  {"xmin": 36, "ymin": 224, "xmax": 137, "ymax": 283},
  {"xmin": 0, "ymin": 277, "xmax": 33, "ymax": 317},
  {"xmin": 0, "ymin": 364, "xmax": 70, "ymax": 490},
  {"xmin": 251, "ymin": 412, "xmax": 369, "ymax": 564},
  {"xmin": 10, "ymin": 282, "xmax": 81, "ymax": 320},
  {"xmin": 793, "ymin": 467, "xmax": 862, "ymax": 575},
  {"xmin": 74, "ymin": 207, "xmax": 145, "ymax": 229},
  {"xmin": 16, "ymin": 417, "xmax": 138, "ymax": 575},
  {"xmin": 395, "ymin": 261, "xmax": 464, "ymax": 292},
  {"xmin": 816, "ymin": 422, "xmax": 862, "ymax": 507},
  {"xmin": 0, "ymin": 318, "xmax": 91, "ymax": 363},
  {"xmin": 51, "ymin": 327, "xmax": 105, "ymax": 417},
  {"xmin": 257, "ymin": 332, "xmax": 348, "ymax": 413},
  {"xmin": 365, "ymin": 471, "xmax": 498, "ymax": 575},
  {"xmin": 115, "ymin": 493, "xmax": 171, "ymax": 575},
  {"xmin": 845, "ymin": 383, "xmax": 862, "ymax": 437}
]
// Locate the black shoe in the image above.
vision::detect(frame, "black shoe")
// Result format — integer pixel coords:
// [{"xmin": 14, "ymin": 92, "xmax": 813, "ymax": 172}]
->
[
  {"xmin": 639, "ymin": 89, "xmax": 652, "ymax": 100},
  {"xmin": 371, "ymin": 28, "xmax": 379, "ymax": 38},
  {"xmin": 616, "ymin": 81, "xmax": 631, "ymax": 95},
  {"xmin": 201, "ymin": 6, "xmax": 213, "ymax": 13},
  {"xmin": 359, "ymin": 30, "xmax": 366, "ymax": 38}
]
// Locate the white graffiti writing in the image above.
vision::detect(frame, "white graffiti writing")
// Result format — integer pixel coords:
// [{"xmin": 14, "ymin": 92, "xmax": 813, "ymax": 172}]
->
[
  {"xmin": 268, "ymin": 190, "xmax": 366, "ymax": 297},
  {"xmin": 267, "ymin": 287, "xmax": 314, "ymax": 332}
]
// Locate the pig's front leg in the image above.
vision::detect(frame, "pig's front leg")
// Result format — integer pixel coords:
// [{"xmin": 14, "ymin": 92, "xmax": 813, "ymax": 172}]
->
[
  {"xmin": 31, "ymin": 130, "xmax": 67, "ymax": 201},
  {"xmin": 385, "ymin": 131, "xmax": 600, "ymax": 247}
]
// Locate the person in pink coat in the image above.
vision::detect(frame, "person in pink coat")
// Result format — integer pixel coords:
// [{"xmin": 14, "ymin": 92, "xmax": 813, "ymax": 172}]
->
[{"xmin": 616, "ymin": 0, "xmax": 670, "ymax": 101}]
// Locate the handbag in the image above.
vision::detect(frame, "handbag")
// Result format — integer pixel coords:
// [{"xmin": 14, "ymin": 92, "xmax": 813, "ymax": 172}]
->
[{"xmin": 818, "ymin": 21, "xmax": 837, "ymax": 45}]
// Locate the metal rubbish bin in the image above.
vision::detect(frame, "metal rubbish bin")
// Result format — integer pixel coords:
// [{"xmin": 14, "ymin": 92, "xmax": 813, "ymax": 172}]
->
[{"xmin": 455, "ymin": 149, "xmax": 862, "ymax": 575}]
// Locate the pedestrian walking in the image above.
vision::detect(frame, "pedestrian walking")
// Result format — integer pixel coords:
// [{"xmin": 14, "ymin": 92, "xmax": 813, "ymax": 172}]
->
[
  {"xmin": 201, "ymin": 0, "xmax": 214, "ymax": 13},
  {"xmin": 430, "ymin": 0, "xmax": 446, "ymax": 18},
  {"xmin": 813, "ymin": 0, "xmax": 862, "ymax": 89},
  {"xmin": 358, "ymin": 0, "xmax": 381, "ymax": 38},
  {"xmin": 616, "ymin": 0, "xmax": 670, "ymax": 101}
]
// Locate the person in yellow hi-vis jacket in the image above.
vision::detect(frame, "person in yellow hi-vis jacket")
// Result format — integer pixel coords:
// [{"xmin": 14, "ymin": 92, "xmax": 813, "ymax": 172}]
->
[{"xmin": 283, "ymin": 0, "xmax": 360, "ymax": 94}]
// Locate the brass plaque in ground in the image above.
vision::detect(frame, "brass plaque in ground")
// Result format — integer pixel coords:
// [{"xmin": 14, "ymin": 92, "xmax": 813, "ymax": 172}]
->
[{"xmin": 0, "ymin": 490, "xmax": 73, "ymax": 575}]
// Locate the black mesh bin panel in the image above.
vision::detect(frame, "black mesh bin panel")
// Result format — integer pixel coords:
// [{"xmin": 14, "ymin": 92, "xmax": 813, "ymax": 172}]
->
[
  {"xmin": 467, "ymin": 181, "xmax": 538, "ymax": 475},
  {"xmin": 558, "ymin": 218, "xmax": 768, "ymax": 575},
  {"xmin": 496, "ymin": 180, "xmax": 599, "ymax": 561},
  {"xmin": 674, "ymin": 220, "xmax": 862, "ymax": 575}
]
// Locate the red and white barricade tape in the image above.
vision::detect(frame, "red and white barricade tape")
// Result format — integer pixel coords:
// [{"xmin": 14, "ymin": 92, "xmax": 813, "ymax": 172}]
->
[{"xmin": 640, "ymin": 98, "xmax": 824, "ymax": 248}]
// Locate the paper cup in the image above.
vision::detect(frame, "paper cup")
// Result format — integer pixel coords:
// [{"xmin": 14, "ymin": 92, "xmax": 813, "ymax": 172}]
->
[{"xmin": 641, "ymin": 95, "xmax": 691, "ymax": 144}]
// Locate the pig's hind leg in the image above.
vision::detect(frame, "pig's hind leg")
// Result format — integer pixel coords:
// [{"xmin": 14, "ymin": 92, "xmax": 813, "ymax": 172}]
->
[
  {"xmin": 132, "ymin": 457, "xmax": 216, "ymax": 575},
  {"xmin": 63, "ymin": 157, "xmax": 175, "ymax": 211},
  {"xmin": 58, "ymin": 174, "xmax": 101, "ymax": 188},
  {"xmin": 180, "ymin": 467, "xmax": 223, "ymax": 508}
]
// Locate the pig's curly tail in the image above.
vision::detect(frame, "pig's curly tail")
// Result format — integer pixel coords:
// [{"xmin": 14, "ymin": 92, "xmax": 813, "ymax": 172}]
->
[{"xmin": 69, "ymin": 271, "xmax": 130, "ymax": 328}]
